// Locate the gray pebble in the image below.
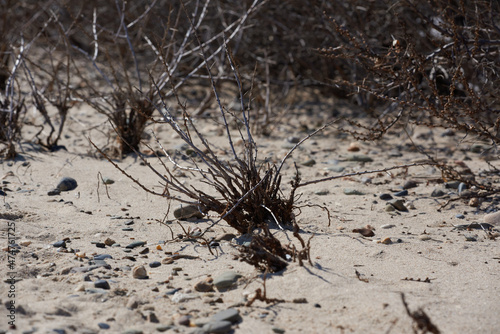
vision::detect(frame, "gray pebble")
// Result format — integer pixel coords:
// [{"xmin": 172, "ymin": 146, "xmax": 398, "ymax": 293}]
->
[
  {"xmin": 393, "ymin": 190, "xmax": 408, "ymax": 197},
  {"xmin": 455, "ymin": 214, "xmax": 465, "ymax": 219},
  {"xmin": 484, "ymin": 211, "xmax": 500, "ymax": 226},
  {"xmin": 122, "ymin": 228, "xmax": 134, "ymax": 232},
  {"xmin": 211, "ymin": 308, "xmax": 240, "ymax": 323},
  {"xmin": 445, "ymin": 181, "xmax": 461, "ymax": 189},
  {"xmin": 314, "ymin": 190, "xmax": 329, "ymax": 196},
  {"xmin": 102, "ymin": 177, "xmax": 114, "ymax": 185},
  {"xmin": 156, "ymin": 325, "xmax": 173, "ymax": 332},
  {"xmin": 379, "ymin": 193, "xmax": 393, "ymax": 200},
  {"xmin": 178, "ymin": 315, "xmax": 191, "ymax": 326},
  {"xmin": 202, "ymin": 321, "xmax": 232, "ymax": 333},
  {"xmin": 431, "ymin": 189, "xmax": 446, "ymax": 197},
  {"xmin": 388, "ymin": 199, "xmax": 407, "ymax": 211},
  {"xmin": 124, "ymin": 219, "xmax": 135, "ymax": 225},
  {"xmin": 94, "ymin": 280, "xmax": 110, "ymax": 290},
  {"xmin": 213, "ymin": 271, "xmax": 242, "ymax": 290},
  {"xmin": 343, "ymin": 188, "xmax": 364, "ymax": 195},
  {"xmin": 57, "ymin": 177, "xmax": 78, "ymax": 191},
  {"xmin": 53, "ymin": 330, "xmax": 67, "ymax": 334},
  {"xmin": 47, "ymin": 189, "xmax": 61, "ymax": 196},
  {"xmin": 345, "ymin": 154, "xmax": 373, "ymax": 162},
  {"xmin": 132, "ymin": 265, "xmax": 149, "ymax": 279},
  {"xmin": 53, "ymin": 240, "xmax": 66, "ymax": 248},
  {"xmin": 174, "ymin": 204, "xmax": 204, "ymax": 220},
  {"xmin": 301, "ymin": 159, "xmax": 316, "ymax": 167},
  {"xmin": 324, "ymin": 166, "xmax": 345, "ymax": 173},
  {"xmin": 125, "ymin": 241, "xmax": 146, "ymax": 249},
  {"xmin": 458, "ymin": 182, "xmax": 467, "ymax": 195},
  {"xmin": 403, "ymin": 180, "xmax": 418, "ymax": 189},
  {"xmin": 122, "ymin": 330, "xmax": 143, "ymax": 334},
  {"xmin": 272, "ymin": 328, "xmax": 286, "ymax": 334},
  {"xmin": 287, "ymin": 136, "xmax": 300, "ymax": 144},
  {"xmin": 149, "ymin": 261, "xmax": 161, "ymax": 268},
  {"xmin": 98, "ymin": 323, "xmax": 110, "ymax": 329}
]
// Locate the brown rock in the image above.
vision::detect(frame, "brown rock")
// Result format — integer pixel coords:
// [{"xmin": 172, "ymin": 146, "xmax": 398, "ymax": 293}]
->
[
  {"xmin": 194, "ymin": 280, "xmax": 214, "ymax": 292},
  {"xmin": 132, "ymin": 265, "xmax": 148, "ymax": 279}
]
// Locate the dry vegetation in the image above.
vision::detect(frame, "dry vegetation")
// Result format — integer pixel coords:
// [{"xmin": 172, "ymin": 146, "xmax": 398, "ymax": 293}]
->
[{"xmin": 0, "ymin": 1, "xmax": 498, "ymax": 329}]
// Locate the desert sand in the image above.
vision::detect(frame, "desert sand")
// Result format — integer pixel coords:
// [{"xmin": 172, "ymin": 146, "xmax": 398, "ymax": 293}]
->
[{"xmin": 1, "ymin": 102, "xmax": 499, "ymax": 334}]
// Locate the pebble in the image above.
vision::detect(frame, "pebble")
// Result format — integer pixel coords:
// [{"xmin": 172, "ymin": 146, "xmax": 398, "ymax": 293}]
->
[
  {"xmin": 124, "ymin": 220, "xmax": 135, "ymax": 225},
  {"xmin": 402, "ymin": 180, "xmax": 418, "ymax": 189},
  {"xmin": 431, "ymin": 189, "xmax": 446, "ymax": 197},
  {"xmin": 202, "ymin": 321, "xmax": 232, "ymax": 333},
  {"xmin": 53, "ymin": 240, "xmax": 66, "ymax": 248},
  {"xmin": 388, "ymin": 199, "xmax": 407, "ymax": 211},
  {"xmin": 314, "ymin": 190, "xmax": 329, "ymax": 195},
  {"xmin": 347, "ymin": 142, "xmax": 360, "ymax": 152},
  {"xmin": 102, "ymin": 177, "xmax": 115, "ymax": 185},
  {"xmin": 57, "ymin": 177, "xmax": 78, "ymax": 191},
  {"xmin": 484, "ymin": 211, "xmax": 500, "ymax": 226},
  {"xmin": 122, "ymin": 330, "xmax": 143, "ymax": 334},
  {"xmin": 272, "ymin": 327, "xmax": 286, "ymax": 334},
  {"xmin": 148, "ymin": 312, "xmax": 160, "ymax": 323},
  {"xmin": 213, "ymin": 271, "xmax": 241, "ymax": 290},
  {"xmin": 301, "ymin": 159, "xmax": 316, "ymax": 167},
  {"xmin": 445, "ymin": 181, "xmax": 461, "ymax": 189},
  {"xmin": 345, "ymin": 154, "xmax": 373, "ymax": 162},
  {"xmin": 174, "ymin": 204, "xmax": 204, "ymax": 220},
  {"xmin": 125, "ymin": 241, "xmax": 146, "ymax": 249},
  {"xmin": 379, "ymin": 237, "xmax": 392, "ymax": 245},
  {"xmin": 94, "ymin": 280, "xmax": 110, "ymax": 290},
  {"xmin": 458, "ymin": 182, "xmax": 467, "ymax": 195},
  {"xmin": 385, "ymin": 204, "xmax": 396, "ymax": 212},
  {"xmin": 419, "ymin": 235, "xmax": 431, "ymax": 241},
  {"xmin": 149, "ymin": 261, "xmax": 161, "ymax": 268},
  {"xmin": 194, "ymin": 280, "xmax": 214, "ymax": 292},
  {"xmin": 324, "ymin": 166, "xmax": 345, "ymax": 173},
  {"xmin": 156, "ymin": 325, "xmax": 173, "ymax": 332},
  {"xmin": 287, "ymin": 136, "xmax": 300, "ymax": 144},
  {"xmin": 104, "ymin": 238, "xmax": 116, "ymax": 246},
  {"xmin": 379, "ymin": 193, "xmax": 393, "ymax": 200},
  {"xmin": 469, "ymin": 198, "xmax": 480, "ymax": 207},
  {"xmin": 393, "ymin": 190, "xmax": 408, "ymax": 197},
  {"xmin": 455, "ymin": 214, "xmax": 465, "ymax": 219},
  {"xmin": 171, "ymin": 291, "xmax": 198, "ymax": 303},
  {"xmin": 98, "ymin": 323, "xmax": 110, "ymax": 329},
  {"xmin": 178, "ymin": 315, "xmax": 191, "ymax": 326},
  {"xmin": 380, "ymin": 224, "xmax": 395, "ymax": 229},
  {"xmin": 47, "ymin": 188, "xmax": 61, "ymax": 196},
  {"xmin": 343, "ymin": 188, "xmax": 364, "ymax": 196},
  {"xmin": 211, "ymin": 308, "xmax": 240, "ymax": 323},
  {"xmin": 94, "ymin": 254, "xmax": 113, "ymax": 260},
  {"xmin": 132, "ymin": 265, "xmax": 148, "ymax": 279}
]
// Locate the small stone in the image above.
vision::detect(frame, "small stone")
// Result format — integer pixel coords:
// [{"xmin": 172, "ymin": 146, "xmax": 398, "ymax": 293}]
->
[
  {"xmin": 56, "ymin": 177, "xmax": 78, "ymax": 191},
  {"xmin": 47, "ymin": 188, "xmax": 61, "ymax": 196},
  {"xmin": 419, "ymin": 235, "xmax": 431, "ymax": 241},
  {"xmin": 104, "ymin": 238, "xmax": 116, "ymax": 246},
  {"xmin": 94, "ymin": 279, "xmax": 110, "ymax": 290},
  {"xmin": 445, "ymin": 181, "xmax": 461, "ymax": 189},
  {"xmin": 156, "ymin": 325, "xmax": 173, "ymax": 332},
  {"xmin": 345, "ymin": 154, "xmax": 373, "ymax": 162},
  {"xmin": 388, "ymin": 199, "xmax": 407, "ymax": 211},
  {"xmin": 213, "ymin": 271, "xmax": 241, "ymax": 290},
  {"xmin": 211, "ymin": 308, "xmax": 240, "ymax": 323},
  {"xmin": 484, "ymin": 211, "xmax": 500, "ymax": 226},
  {"xmin": 148, "ymin": 312, "xmax": 160, "ymax": 323},
  {"xmin": 19, "ymin": 240, "xmax": 31, "ymax": 247},
  {"xmin": 385, "ymin": 204, "xmax": 396, "ymax": 212},
  {"xmin": 98, "ymin": 323, "xmax": 110, "ymax": 329},
  {"xmin": 149, "ymin": 261, "xmax": 161, "ymax": 268},
  {"xmin": 124, "ymin": 220, "xmax": 135, "ymax": 225},
  {"xmin": 178, "ymin": 315, "xmax": 191, "ymax": 326},
  {"xmin": 402, "ymin": 180, "xmax": 418, "ymax": 189},
  {"xmin": 458, "ymin": 182, "xmax": 467, "ymax": 195},
  {"xmin": 347, "ymin": 142, "xmax": 360, "ymax": 152},
  {"xmin": 202, "ymin": 321, "xmax": 232, "ymax": 333},
  {"xmin": 464, "ymin": 235, "xmax": 477, "ymax": 242},
  {"xmin": 132, "ymin": 265, "xmax": 148, "ymax": 279},
  {"xmin": 393, "ymin": 190, "xmax": 408, "ymax": 197},
  {"xmin": 325, "ymin": 166, "xmax": 345, "ymax": 173},
  {"xmin": 314, "ymin": 190, "xmax": 329, "ymax": 196},
  {"xmin": 287, "ymin": 136, "xmax": 300, "ymax": 144},
  {"xmin": 94, "ymin": 254, "xmax": 113, "ymax": 261},
  {"xmin": 343, "ymin": 188, "xmax": 364, "ymax": 195},
  {"xmin": 194, "ymin": 280, "xmax": 214, "ymax": 292},
  {"xmin": 102, "ymin": 177, "xmax": 115, "ymax": 185},
  {"xmin": 125, "ymin": 241, "xmax": 146, "ymax": 249},
  {"xmin": 215, "ymin": 233, "xmax": 236, "ymax": 242},
  {"xmin": 431, "ymin": 189, "xmax": 446, "ymax": 197},
  {"xmin": 174, "ymin": 204, "xmax": 204, "ymax": 220},
  {"xmin": 379, "ymin": 193, "xmax": 393, "ymax": 200},
  {"xmin": 455, "ymin": 214, "xmax": 465, "ymax": 219},
  {"xmin": 95, "ymin": 242, "xmax": 106, "ymax": 248},
  {"xmin": 122, "ymin": 330, "xmax": 143, "ymax": 334},
  {"xmin": 469, "ymin": 198, "xmax": 480, "ymax": 207},
  {"xmin": 272, "ymin": 327, "xmax": 286, "ymax": 334},
  {"xmin": 380, "ymin": 237, "xmax": 392, "ymax": 244},
  {"xmin": 53, "ymin": 240, "xmax": 66, "ymax": 248},
  {"xmin": 380, "ymin": 224, "xmax": 395, "ymax": 229},
  {"xmin": 302, "ymin": 159, "xmax": 316, "ymax": 167}
]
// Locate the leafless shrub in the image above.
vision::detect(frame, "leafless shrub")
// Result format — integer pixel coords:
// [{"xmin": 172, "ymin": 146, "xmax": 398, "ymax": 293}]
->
[{"xmin": 320, "ymin": 0, "xmax": 500, "ymax": 145}]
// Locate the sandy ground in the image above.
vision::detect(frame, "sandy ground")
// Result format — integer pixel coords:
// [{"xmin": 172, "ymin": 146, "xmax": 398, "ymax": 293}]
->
[{"xmin": 0, "ymin": 103, "xmax": 499, "ymax": 334}]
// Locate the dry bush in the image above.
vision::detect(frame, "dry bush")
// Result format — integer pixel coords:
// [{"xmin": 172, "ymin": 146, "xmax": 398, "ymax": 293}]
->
[{"xmin": 320, "ymin": 0, "xmax": 500, "ymax": 144}]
